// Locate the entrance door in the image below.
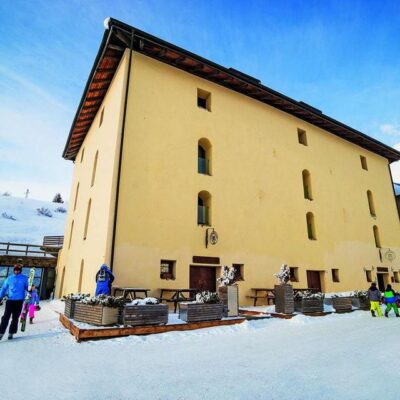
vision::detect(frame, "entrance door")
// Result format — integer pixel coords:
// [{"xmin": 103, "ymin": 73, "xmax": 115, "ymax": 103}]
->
[
  {"xmin": 306, "ymin": 270, "xmax": 322, "ymax": 292},
  {"xmin": 377, "ymin": 273, "xmax": 386, "ymax": 292},
  {"xmin": 190, "ymin": 266, "xmax": 216, "ymax": 292}
]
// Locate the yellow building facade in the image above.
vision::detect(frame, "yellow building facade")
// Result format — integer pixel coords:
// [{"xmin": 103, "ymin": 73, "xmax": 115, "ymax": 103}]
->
[{"xmin": 56, "ymin": 19, "xmax": 400, "ymax": 305}]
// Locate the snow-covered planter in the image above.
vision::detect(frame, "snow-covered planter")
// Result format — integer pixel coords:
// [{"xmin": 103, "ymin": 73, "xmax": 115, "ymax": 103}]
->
[
  {"xmin": 332, "ymin": 295, "xmax": 353, "ymax": 312},
  {"xmin": 73, "ymin": 295, "xmax": 125, "ymax": 326},
  {"xmin": 351, "ymin": 291, "xmax": 370, "ymax": 310},
  {"xmin": 217, "ymin": 266, "xmax": 239, "ymax": 317},
  {"xmin": 62, "ymin": 293, "xmax": 90, "ymax": 319},
  {"xmin": 294, "ymin": 292, "xmax": 324, "ymax": 313},
  {"xmin": 179, "ymin": 291, "xmax": 223, "ymax": 322},
  {"xmin": 274, "ymin": 265, "xmax": 294, "ymax": 314},
  {"xmin": 122, "ymin": 298, "xmax": 168, "ymax": 326}
]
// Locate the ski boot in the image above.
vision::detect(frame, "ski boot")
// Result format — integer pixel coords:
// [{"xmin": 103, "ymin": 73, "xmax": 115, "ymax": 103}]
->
[
  {"xmin": 29, "ymin": 317, "xmax": 33, "ymax": 324},
  {"xmin": 385, "ymin": 311, "xmax": 389, "ymax": 318},
  {"xmin": 8, "ymin": 334, "xmax": 13, "ymax": 340},
  {"xmin": 371, "ymin": 310, "xmax": 376, "ymax": 317},
  {"xmin": 0, "ymin": 334, "xmax": 3, "ymax": 340},
  {"xmin": 396, "ymin": 314, "xmax": 400, "ymax": 318}
]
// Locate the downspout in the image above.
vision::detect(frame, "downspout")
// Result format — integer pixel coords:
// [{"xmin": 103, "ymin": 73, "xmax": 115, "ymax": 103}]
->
[
  {"xmin": 388, "ymin": 163, "xmax": 400, "ymax": 220},
  {"xmin": 110, "ymin": 30, "xmax": 135, "ymax": 271}
]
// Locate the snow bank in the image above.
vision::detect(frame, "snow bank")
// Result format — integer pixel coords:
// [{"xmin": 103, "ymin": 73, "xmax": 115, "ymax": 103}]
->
[{"xmin": 0, "ymin": 195, "xmax": 67, "ymax": 244}]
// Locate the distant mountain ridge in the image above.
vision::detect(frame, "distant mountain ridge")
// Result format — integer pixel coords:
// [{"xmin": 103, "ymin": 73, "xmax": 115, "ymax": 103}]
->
[{"xmin": 0, "ymin": 195, "xmax": 67, "ymax": 245}]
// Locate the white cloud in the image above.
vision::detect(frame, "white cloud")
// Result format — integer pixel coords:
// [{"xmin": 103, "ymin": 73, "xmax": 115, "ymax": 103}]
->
[
  {"xmin": 380, "ymin": 124, "xmax": 400, "ymax": 137},
  {"xmin": 390, "ymin": 143, "xmax": 400, "ymax": 183}
]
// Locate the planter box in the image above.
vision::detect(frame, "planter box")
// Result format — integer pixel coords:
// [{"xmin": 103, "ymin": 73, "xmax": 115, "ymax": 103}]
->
[
  {"xmin": 294, "ymin": 298, "xmax": 324, "ymax": 313},
  {"xmin": 352, "ymin": 298, "xmax": 370, "ymax": 310},
  {"xmin": 122, "ymin": 304, "xmax": 168, "ymax": 326},
  {"xmin": 179, "ymin": 303, "xmax": 223, "ymax": 322},
  {"xmin": 218, "ymin": 285, "xmax": 239, "ymax": 317},
  {"xmin": 332, "ymin": 297, "xmax": 352, "ymax": 312},
  {"xmin": 274, "ymin": 284, "xmax": 294, "ymax": 314},
  {"xmin": 64, "ymin": 299, "xmax": 78, "ymax": 319},
  {"xmin": 74, "ymin": 303, "xmax": 119, "ymax": 326}
]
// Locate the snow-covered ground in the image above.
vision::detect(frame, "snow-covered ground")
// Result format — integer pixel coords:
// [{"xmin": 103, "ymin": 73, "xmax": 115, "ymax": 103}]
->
[
  {"xmin": 0, "ymin": 195, "xmax": 67, "ymax": 244},
  {"xmin": 2, "ymin": 301, "xmax": 400, "ymax": 400}
]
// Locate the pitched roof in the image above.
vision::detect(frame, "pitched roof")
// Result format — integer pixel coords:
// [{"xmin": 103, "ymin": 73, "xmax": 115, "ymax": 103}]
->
[{"xmin": 63, "ymin": 18, "xmax": 400, "ymax": 163}]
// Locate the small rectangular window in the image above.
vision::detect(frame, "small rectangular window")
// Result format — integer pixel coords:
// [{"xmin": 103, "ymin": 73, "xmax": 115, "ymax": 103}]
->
[
  {"xmin": 99, "ymin": 108, "xmax": 104, "ymax": 127},
  {"xmin": 160, "ymin": 260, "xmax": 176, "ymax": 280},
  {"xmin": 394, "ymin": 271, "xmax": 399, "ymax": 283},
  {"xmin": 365, "ymin": 270, "xmax": 372, "ymax": 282},
  {"xmin": 298, "ymin": 129, "xmax": 307, "ymax": 146},
  {"xmin": 360, "ymin": 156, "xmax": 368, "ymax": 170},
  {"xmin": 331, "ymin": 268, "xmax": 340, "ymax": 282},
  {"xmin": 197, "ymin": 89, "xmax": 211, "ymax": 111},
  {"xmin": 232, "ymin": 264, "xmax": 244, "ymax": 281},
  {"xmin": 290, "ymin": 267, "xmax": 299, "ymax": 282}
]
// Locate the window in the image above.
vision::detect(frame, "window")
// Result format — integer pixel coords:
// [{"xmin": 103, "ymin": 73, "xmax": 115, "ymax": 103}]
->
[
  {"xmin": 373, "ymin": 225, "xmax": 381, "ymax": 248},
  {"xmin": 68, "ymin": 220, "xmax": 74, "ymax": 249},
  {"xmin": 198, "ymin": 191, "xmax": 211, "ymax": 225},
  {"xmin": 393, "ymin": 271, "xmax": 399, "ymax": 283},
  {"xmin": 367, "ymin": 190, "xmax": 376, "ymax": 217},
  {"xmin": 290, "ymin": 267, "xmax": 299, "ymax": 282},
  {"xmin": 78, "ymin": 259, "xmax": 84, "ymax": 292},
  {"xmin": 298, "ymin": 129, "xmax": 307, "ymax": 146},
  {"xmin": 197, "ymin": 88, "xmax": 211, "ymax": 111},
  {"xmin": 365, "ymin": 270, "xmax": 372, "ymax": 282},
  {"xmin": 99, "ymin": 108, "xmax": 104, "ymax": 127},
  {"xmin": 306, "ymin": 212, "xmax": 316, "ymax": 240},
  {"xmin": 83, "ymin": 199, "xmax": 92, "ymax": 240},
  {"xmin": 198, "ymin": 138, "xmax": 212, "ymax": 175},
  {"xmin": 331, "ymin": 268, "xmax": 340, "ymax": 282},
  {"xmin": 360, "ymin": 155, "xmax": 368, "ymax": 170},
  {"xmin": 232, "ymin": 264, "xmax": 244, "ymax": 281},
  {"xmin": 160, "ymin": 260, "xmax": 176, "ymax": 280},
  {"xmin": 73, "ymin": 182, "xmax": 80, "ymax": 211},
  {"xmin": 80, "ymin": 147, "xmax": 85, "ymax": 163},
  {"xmin": 302, "ymin": 170, "xmax": 313, "ymax": 200},
  {"xmin": 91, "ymin": 151, "xmax": 99, "ymax": 187}
]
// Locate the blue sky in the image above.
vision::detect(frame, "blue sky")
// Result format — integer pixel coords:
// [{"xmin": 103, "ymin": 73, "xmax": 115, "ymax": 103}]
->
[{"xmin": 1, "ymin": 0, "xmax": 400, "ymax": 200}]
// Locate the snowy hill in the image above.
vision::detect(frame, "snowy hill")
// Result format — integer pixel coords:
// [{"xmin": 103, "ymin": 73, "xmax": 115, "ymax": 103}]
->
[{"xmin": 0, "ymin": 195, "xmax": 67, "ymax": 244}]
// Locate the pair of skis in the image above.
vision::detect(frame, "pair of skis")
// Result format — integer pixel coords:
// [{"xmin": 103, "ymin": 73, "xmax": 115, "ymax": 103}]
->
[{"xmin": 20, "ymin": 268, "xmax": 35, "ymax": 332}]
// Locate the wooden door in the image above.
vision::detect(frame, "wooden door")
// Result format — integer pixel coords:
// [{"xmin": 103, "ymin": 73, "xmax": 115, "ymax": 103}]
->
[
  {"xmin": 306, "ymin": 270, "xmax": 321, "ymax": 292},
  {"xmin": 190, "ymin": 266, "xmax": 216, "ymax": 292},
  {"xmin": 377, "ymin": 273, "xmax": 385, "ymax": 292}
]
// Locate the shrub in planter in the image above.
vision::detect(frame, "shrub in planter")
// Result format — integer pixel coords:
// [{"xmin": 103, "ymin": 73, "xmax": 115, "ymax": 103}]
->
[
  {"xmin": 123, "ymin": 297, "xmax": 168, "ymax": 326},
  {"xmin": 351, "ymin": 291, "xmax": 370, "ymax": 310},
  {"xmin": 274, "ymin": 265, "xmax": 294, "ymax": 314},
  {"xmin": 179, "ymin": 291, "xmax": 223, "ymax": 322},
  {"xmin": 294, "ymin": 291, "xmax": 324, "ymax": 313},
  {"xmin": 331, "ymin": 294, "xmax": 353, "ymax": 312},
  {"xmin": 62, "ymin": 293, "xmax": 90, "ymax": 319},
  {"xmin": 74, "ymin": 295, "xmax": 124, "ymax": 326},
  {"xmin": 217, "ymin": 266, "xmax": 239, "ymax": 317}
]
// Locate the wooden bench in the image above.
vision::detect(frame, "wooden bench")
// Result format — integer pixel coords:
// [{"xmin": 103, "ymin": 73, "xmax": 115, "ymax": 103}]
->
[{"xmin": 248, "ymin": 288, "xmax": 275, "ymax": 306}]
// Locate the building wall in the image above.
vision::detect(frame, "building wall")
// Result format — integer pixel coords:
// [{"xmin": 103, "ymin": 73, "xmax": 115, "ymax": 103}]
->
[
  {"xmin": 111, "ymin": 51, "xmax": 400, "ymax": 304},
  {"xmin": 55, "ymin": 50, "xmax": 130, "ymax": 296}
]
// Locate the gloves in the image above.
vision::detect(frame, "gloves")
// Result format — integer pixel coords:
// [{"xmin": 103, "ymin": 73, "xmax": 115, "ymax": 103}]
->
[{"xmin": 35, "ymin": 305, "xmax": 41, "ymax": 311}]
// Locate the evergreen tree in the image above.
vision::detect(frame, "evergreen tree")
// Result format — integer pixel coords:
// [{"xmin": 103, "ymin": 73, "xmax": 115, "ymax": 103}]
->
[{"xmin": 52, "ymin": 193, "xmax": 64, "ymax": 203}]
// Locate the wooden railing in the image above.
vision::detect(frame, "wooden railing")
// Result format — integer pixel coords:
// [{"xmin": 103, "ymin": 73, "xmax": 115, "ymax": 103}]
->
[
  {"xmin": 43, "ymin": 236, "xmax": 64, "ymax": 247},
  {"xmin": 0, "ymin": 242, "xmax": 55, "ymax": 258}
]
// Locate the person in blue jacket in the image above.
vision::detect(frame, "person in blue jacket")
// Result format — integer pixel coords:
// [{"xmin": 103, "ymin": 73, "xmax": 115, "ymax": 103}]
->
[
  {"xmin": 0, "ymin": 263, "xmax": 29, "ymax": 340},
  {"xmin": 95, "ymin": 264, "xmax": 114, "ymax": 296}
]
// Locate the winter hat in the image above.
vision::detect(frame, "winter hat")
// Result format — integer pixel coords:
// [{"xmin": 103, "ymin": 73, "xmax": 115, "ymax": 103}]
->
[{"xmin": 371, "ymin": 282, "xmax": 376, "ymax": 287}]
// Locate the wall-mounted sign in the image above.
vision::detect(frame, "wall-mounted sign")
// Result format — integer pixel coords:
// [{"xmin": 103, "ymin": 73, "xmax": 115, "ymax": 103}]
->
[
  {"xmin": 205, "ymin": 228, "xmax": 218, "ymax": 248},
  {"xmin": 385, "ymin": 249, "xmax": 396, "ymax": 262}
]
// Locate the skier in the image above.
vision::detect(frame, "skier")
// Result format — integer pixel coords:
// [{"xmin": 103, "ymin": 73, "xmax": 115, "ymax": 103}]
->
[
  {"xmin": 367, "ymin": 282, "xmax": 382, "ymax": 317},
  {"xmin": 0, "ymin": 264, "xmax": 29, "ymax": 339},
  {"xmin": 20, "ymin": 284, "xmax": 40, "ymax": 324},
  {"xmin": 383, "ymin": 284, "xmax": 399, "ymax": 318},
  {"xmin": 95, "ymin": 264, "xmax": 114, "ymax": 296}
]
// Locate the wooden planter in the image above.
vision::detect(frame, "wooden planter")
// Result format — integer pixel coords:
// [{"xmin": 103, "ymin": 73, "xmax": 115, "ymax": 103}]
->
[
  {"xmin": 274, "ymin": 284, "xmax": 294, "ymax": 314},
  {"xmin": 74, "ymin": 303, "xmax": 119, "ymax": 326},
  {"xmin": 352, "ymin": 297, "xmax": 370, "ymax": 310},
  {"xmin": 332, "ymin": 297, "xmax": 353, "ymax": 312},
  {"xmin": 218, "ymin": 285, "xmax": 239, "ymax": 317},
  {"xmin": 64, "ymin": 299, "xmax": 78, "ymax": 319},
  {"xmin": 122, "ymin": 304, "xmax": 168, "ymax": 326},
  {"xmin": 179, "ymin": 303, "xmax": 224, "ymax": 322},
  {"xmin": 294, "ymin": 298, "xmax": 324, "ymax": 313}
]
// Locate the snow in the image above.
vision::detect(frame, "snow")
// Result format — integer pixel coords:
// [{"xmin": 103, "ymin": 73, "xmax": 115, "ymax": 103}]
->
[
  {"xmin": 2, "ymin": 301, "xmax": 400, "ymax": 400},
  {"xmin": 0, "ymin": 195, "xmax": 67, "ymax": 244}
]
